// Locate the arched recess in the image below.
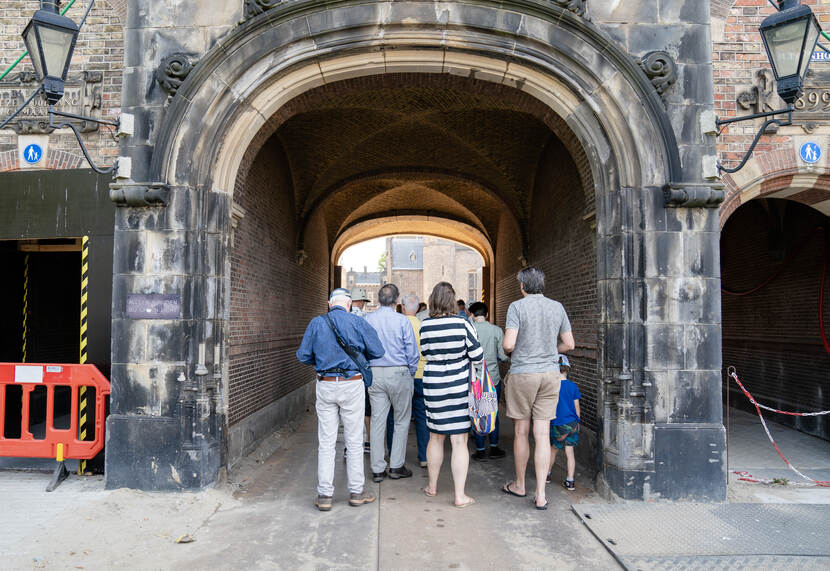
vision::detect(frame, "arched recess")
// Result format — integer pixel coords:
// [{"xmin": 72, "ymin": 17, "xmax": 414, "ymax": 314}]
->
[
  {"xmin": 121, "ymin": 0, "xmax": 700, "ymax": 495},
  {"xmin": 721, "ymin": 166, "xmax": 830, "ymax": 227}
]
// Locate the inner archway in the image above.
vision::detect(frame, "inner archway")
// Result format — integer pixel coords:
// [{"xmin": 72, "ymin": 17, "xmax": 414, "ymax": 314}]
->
[{"xmin": 226, "ymin": 72, "xmax": 599, "ymax": 468}]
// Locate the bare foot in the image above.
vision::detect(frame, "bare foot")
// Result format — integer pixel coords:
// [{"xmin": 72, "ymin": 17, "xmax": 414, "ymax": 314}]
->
[{"xmin": 422, "ymin": 487, "xmax": 437, "ymax": 497}]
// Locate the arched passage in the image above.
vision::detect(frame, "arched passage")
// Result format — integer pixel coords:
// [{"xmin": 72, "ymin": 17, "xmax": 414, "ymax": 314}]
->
[
  {"xmin": 108, "ymin": 0, "xmax": 726, "ymax": 501},
  {"xmin": 721, "ymin": 197, "xmax": 830, "ymax": 445}
]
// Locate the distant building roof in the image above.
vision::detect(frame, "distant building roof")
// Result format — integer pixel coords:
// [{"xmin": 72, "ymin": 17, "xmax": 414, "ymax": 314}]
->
[
  {"xmin": 348, "ymin": 270, "xmax": 383, "ymax": 285},
  {"xmin": 390, "ymin": 237, "xmax": 423, "ymax": 270}
]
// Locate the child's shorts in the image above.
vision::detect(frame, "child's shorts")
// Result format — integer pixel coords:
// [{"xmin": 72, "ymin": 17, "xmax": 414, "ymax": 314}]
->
[{"xmin": 550, "ymin": 421, "xmax": 579, "ymax": 449}]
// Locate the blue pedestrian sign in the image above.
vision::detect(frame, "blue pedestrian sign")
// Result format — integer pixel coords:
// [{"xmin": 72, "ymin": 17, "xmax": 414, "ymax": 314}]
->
[
  {"xmin": 800, "ymin": 142, "xmax": 822, "ymax": 164},
  {"xmin": 22, "ymin": 143, "xmax": 43, "ymax": 165}
]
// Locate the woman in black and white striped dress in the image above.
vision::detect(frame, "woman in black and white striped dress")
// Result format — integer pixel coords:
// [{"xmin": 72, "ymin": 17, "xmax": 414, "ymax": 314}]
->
[{"xmin": 420, "ymin": 282, "xmax": 483, "ymax": 508}]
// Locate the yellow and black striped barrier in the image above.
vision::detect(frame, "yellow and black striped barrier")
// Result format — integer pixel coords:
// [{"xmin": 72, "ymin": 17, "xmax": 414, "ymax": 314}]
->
[
  {"xmin": 78, "ymin": 236, "xmax": 89, "ymax": 475},
  {"xmin": 21, "ymin": 253, "xmax": 29, "ymax": 363}
]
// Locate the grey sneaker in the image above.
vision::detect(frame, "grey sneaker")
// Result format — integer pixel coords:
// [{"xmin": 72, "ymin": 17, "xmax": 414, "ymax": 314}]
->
[
  {"xmin": 349, "ymin": 490, "xmax": 376, "ymax": 506},
  {"xmin": 315, "ymin": 494, "xmax": 333, "ymax": 511}
]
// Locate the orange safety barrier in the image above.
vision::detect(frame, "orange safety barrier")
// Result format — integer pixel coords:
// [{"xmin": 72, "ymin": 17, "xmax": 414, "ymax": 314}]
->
[{"xmin": 0, "ymin": 363, "xmax": 110, "ymax": 460}]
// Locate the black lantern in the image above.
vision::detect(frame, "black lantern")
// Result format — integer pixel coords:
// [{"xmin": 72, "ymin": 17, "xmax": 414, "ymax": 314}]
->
[
  {"xmin": 760, "ymin": 0, "xmax": 821, "ymax": 104},
  {"xmin": 22, "ymin": 1, "xmax": 79, "ymax": 105}
]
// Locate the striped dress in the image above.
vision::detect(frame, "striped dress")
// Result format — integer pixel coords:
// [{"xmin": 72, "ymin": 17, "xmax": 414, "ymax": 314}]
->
[{"xmin": 420, "ymin": 315, "xmax": 484, "ymax": 434}]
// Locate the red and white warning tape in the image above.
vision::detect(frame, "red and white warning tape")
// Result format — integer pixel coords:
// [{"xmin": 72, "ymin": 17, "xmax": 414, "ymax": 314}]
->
[{"xmin": 727, "ymin": 367, "xmax": 830, "ymax": 488}]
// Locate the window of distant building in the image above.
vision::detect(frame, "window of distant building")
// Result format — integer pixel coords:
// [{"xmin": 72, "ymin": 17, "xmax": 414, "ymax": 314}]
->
[{"xmin": 467, "ymin": 271, "xmax": 477, "ymax": 303}]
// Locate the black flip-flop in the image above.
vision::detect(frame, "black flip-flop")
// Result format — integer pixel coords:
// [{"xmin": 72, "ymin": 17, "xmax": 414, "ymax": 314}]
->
[
  {"xmin": 532, "ymin": 496, "xmax": 549, "ymax": 510},
  {"xmin": 502, "ymin": 481, "xmax": 527, "ymax": 498}
]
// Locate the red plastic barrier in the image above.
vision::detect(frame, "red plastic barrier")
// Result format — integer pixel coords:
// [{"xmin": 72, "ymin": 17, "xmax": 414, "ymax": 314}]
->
[{"xmin": 0, "ymin": 363, "xmax": 110, "ymax": 460}]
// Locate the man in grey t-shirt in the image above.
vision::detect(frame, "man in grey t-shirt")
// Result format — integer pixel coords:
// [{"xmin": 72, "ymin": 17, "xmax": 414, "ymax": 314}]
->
[{"xmin": 501, "ymin": 267, "xmax": 574, "ymax": 510}]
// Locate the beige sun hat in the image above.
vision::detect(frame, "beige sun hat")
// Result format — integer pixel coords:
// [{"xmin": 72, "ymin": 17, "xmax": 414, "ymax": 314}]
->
[{"xmin": 350, "ymin": 287, "xmax": 370, "ymax": 301}]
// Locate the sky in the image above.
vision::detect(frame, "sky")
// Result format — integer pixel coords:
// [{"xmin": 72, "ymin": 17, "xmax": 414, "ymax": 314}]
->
[{"xmin": 337, "ymin": 237, "xmax": 386, "ymax": 271}]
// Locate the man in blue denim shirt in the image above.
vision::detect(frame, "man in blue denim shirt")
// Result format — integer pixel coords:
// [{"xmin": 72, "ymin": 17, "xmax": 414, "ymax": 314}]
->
[{"xmin": 297, "ymin": 288, "xmax": 385, "ymax": 511}]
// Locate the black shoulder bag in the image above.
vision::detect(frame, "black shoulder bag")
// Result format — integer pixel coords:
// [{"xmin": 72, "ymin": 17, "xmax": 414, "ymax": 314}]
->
[{"xmin": 324, "ymin": 314, "xmax": 373, "ymax": 387}]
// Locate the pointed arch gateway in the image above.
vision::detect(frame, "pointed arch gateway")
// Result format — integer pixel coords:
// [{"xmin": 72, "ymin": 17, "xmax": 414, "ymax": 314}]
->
[{"xmin": 110, "ymin": 0, "xmax": 726, "ymax": 500}]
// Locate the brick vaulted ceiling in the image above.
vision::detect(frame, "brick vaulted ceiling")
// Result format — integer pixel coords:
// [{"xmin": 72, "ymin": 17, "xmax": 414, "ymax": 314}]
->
[{"xmin": 246, "ymin": 73, "xmax": 590, "ymax": 250}]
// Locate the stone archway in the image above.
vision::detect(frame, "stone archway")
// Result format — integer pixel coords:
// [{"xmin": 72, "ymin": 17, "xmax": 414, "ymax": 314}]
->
[{"xmin": 109, "ymin": 0, "xmax": 726, "ymax": 501}]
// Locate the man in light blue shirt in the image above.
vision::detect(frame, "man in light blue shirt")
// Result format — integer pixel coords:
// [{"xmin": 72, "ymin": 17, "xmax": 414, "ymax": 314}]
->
[{"xmin": 365, "ymin": 283, "xmax": 420, "ymax": 481}]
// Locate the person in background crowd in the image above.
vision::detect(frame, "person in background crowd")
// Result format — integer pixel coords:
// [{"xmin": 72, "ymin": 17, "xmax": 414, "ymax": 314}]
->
[
  {"xmin": 502, "ymin": 267, "xmax": 574, "ymax": 511},
  {"xmin": 420, "ymin": 282, "xmax": 483, "ymax": 508},
  {"xmin": 457, "ymin": 299, "xmax": 467, "ymax": 318},
  {"xmin": 351, "ymin": 286, "xmax": 373, "ymax": 453},
  {"xmin": 547, "ymin": 355, "xmax": 580, "ymax": 491},
  {"xmin": 366, "ymin": 284, "xmax": 420, "ymax": 482},
  {"xmin": 416, "ymin": 301, "xmax": 429, "ymax": 322},
  {"xmin": 402, "ymin": 294, "xmax": 428, "ymax": 468},
  {"xmin": 350, "ymin": 287, "xmax": 371, "ymax": 318},
  {"xmin": 296, "ymin": 288, "xmax": 385, "ymax": 511},
  {"xmin": 467, "ymin": 301, "xmax": 509, "ymax": 461}
]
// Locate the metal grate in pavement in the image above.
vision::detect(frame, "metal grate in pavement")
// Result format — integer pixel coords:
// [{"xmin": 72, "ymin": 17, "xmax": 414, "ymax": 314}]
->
[{"xmin": 572, "ymin": 503, "xmax": 830, "ymax": 570}]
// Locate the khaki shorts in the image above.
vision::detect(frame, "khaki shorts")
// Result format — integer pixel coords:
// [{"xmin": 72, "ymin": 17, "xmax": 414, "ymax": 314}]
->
[{"xmin": 505, "ymin": 372, "xmax": 561, "ymax": 420}]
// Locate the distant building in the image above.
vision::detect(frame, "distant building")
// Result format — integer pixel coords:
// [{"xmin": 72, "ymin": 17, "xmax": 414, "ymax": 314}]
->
[
  {"xmin": 385, "ymin": 236, "xmax": 483, "ymax": 305},
  {"xmin": 344, "ymin": 266, "xmax": 383, "ymax": 311}
]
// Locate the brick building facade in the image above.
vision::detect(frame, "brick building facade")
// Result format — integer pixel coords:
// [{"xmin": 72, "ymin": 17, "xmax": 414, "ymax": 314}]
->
[
  {"xmin": 713, "ymin": 0, "xmax": 830, "ymax": 441},
  {"xmin": 5, "ymin": 0, "xmax": 826, "ymax": 499}
]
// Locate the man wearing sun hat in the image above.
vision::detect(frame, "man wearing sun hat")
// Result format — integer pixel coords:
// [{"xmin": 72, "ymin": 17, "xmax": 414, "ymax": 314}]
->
[
  {"xmin": 297, "ymin": 288, "xmax": 385, "ymax": 511},
  {"xmin": 350, "ymin": 286, "xmax": 371, "ymax": 318}
]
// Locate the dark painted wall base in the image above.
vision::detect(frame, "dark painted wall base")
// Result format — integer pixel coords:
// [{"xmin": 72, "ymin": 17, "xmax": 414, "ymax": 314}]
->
[
  {"xmin": 105, "ymin": 415, "xmax": 221, "ymax": 490},
  {"xmin": 600, "ymin": 423, "xmax": 726, "ymax": 501},
  {"xmin": 653, "ymin": 423, "xmax": 726, "ymax": 501}
]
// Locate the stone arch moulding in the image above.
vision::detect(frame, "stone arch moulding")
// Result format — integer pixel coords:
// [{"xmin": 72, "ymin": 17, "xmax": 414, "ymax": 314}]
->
[
  {"xmin": 332, "ymin": 214, "xmax": 495, "ymax": 270},
  {"xmin": 331, "ymin": 214, "xmax": 497, "ymax": 315},
  {"xmin": 720, "ymin": 165, "xmax": 830, "ymax": 227},
  {"xmin": 148, "ymin": 0, "xmax": 688, "ymax": 201}
]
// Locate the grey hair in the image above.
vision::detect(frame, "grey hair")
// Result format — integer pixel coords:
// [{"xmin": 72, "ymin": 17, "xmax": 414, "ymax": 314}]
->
[
  {"xmin": 377, "ymin": 283, "xmax": 400, "ymax": 307},
  {"xmin": 517, "ymin": 266, "xmax": 545, "ymax": 294},
  {"xmin": 402, "ymin": 294, "xmax": 419, "ymax": 313},
  {"xmin": 329, "ymin": 294, "xmax": 352, "ymax": 308}
]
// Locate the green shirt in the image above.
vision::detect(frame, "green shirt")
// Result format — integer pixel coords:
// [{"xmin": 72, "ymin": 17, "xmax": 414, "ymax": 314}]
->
[{"xmin": 472, "ymin": 319, "xmax": 509, "ymax": 384}]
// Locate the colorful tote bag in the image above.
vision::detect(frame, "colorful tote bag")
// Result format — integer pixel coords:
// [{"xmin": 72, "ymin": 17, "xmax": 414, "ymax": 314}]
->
[{"xmin": 468, "ymin": 359, "xmax": 498, "ymax": 435}]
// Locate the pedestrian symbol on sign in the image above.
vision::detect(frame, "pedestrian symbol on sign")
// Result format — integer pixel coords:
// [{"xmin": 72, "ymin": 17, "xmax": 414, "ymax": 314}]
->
[
  {"xmin": 800, "ymin": 142, "xmax": 822, "ymax": 164},
  {"xmin": 22, "ymin": 143, "xmax": 43, "ymax": 165}
]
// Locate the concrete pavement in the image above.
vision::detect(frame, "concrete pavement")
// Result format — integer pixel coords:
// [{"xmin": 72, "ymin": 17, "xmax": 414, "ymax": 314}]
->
[{"xmin": 1, "ymin": 411, "xmax": 617, "ymax": 570}]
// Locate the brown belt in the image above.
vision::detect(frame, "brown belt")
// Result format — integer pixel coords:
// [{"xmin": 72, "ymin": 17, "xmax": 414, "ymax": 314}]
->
[{"xmin": 317, "ymin": 373, "xmax": 363, "ymax": 382}]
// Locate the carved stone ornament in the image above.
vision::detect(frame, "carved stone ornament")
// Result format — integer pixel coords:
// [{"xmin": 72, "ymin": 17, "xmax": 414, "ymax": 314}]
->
[
  {"xmin": 663, "ymin": 184, "xmax": 725, "ymax": 208},
  {"xmin": 551, "ymin": 0, "xmax": 587, "ymax": 17},
  {"xmin": 244, "ymin": 0, "xmax": 282, "ymax": 20},
  {"xmin": 639, "ymin": 51, "xmax": 677, "ymax": 97},
  {"xmin": 156, "ymin": 53, "xmax": 195, "ymax": 101},
  {"xmin": 109, "ymin": 182, "xmax": 170, "ymax": 207},
  {"xmin": 0, "ymin": 72, "xmax": 102, "ymax": 134},
  {"xmin": 737, "ymin": 69, "xmax": 776, "ymax": 114}
]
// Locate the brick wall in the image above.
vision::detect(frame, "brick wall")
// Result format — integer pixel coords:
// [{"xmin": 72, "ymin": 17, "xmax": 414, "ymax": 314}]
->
[
  {"xmin": 494, "ymin": 211, "xmax": 523, "ymax": 328},
  {"xmin": 228, "ymin": 137, "xmax": 328, "ymax": 425},
  {"xmin": 0, "ymin": 1, "xmax": 124, "ymax": 171},
  {"xmin": 721, "ymin": 198, "xmax": 829, "ymax": 440},
  {"xmin": 526, "ymin": 136, "xmax": 599, "ymax": 430},
  {"xmin": 713, "ymin": 0, "xmax": 830, "ymax": 171}
]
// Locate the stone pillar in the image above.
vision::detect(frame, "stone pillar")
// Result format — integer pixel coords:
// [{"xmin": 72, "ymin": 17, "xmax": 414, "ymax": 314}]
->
[
  {"xmin": 592, "ymin": 1, "xmax": 726, "ymax": 500},
  {"xmin": 106, "ymin": 0, "xmax": 241, "ymax": 490},
  {"xmin": 597, "ymin": 186, "xmax": 725, "ymax": 501}
]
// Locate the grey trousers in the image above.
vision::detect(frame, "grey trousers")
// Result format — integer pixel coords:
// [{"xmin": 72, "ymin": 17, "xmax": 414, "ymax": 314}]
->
[{"xmin": 368, "ymin": 366, "xmax": 414, "ymax": 473}]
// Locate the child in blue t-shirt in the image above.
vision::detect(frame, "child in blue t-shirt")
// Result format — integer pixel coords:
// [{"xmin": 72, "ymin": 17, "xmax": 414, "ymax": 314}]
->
[{"xmin": 547, "ymin": 355, "xmax": 581, "ymax": 490}]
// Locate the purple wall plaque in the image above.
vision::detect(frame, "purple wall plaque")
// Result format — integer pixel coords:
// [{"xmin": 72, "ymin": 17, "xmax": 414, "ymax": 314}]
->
[{"xmin": 126, "ymin": 294, "xmax": 181, "ymax": 319}]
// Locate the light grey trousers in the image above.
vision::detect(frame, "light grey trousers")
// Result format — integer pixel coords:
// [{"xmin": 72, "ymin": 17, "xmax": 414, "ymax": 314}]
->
[
  {"xmin": 368, "ymin": 366, "xmax": 414, "ymax": 473},
  {"xmin": 316, "ymin": 379, "xmax": 365, "ymax": 496}
]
